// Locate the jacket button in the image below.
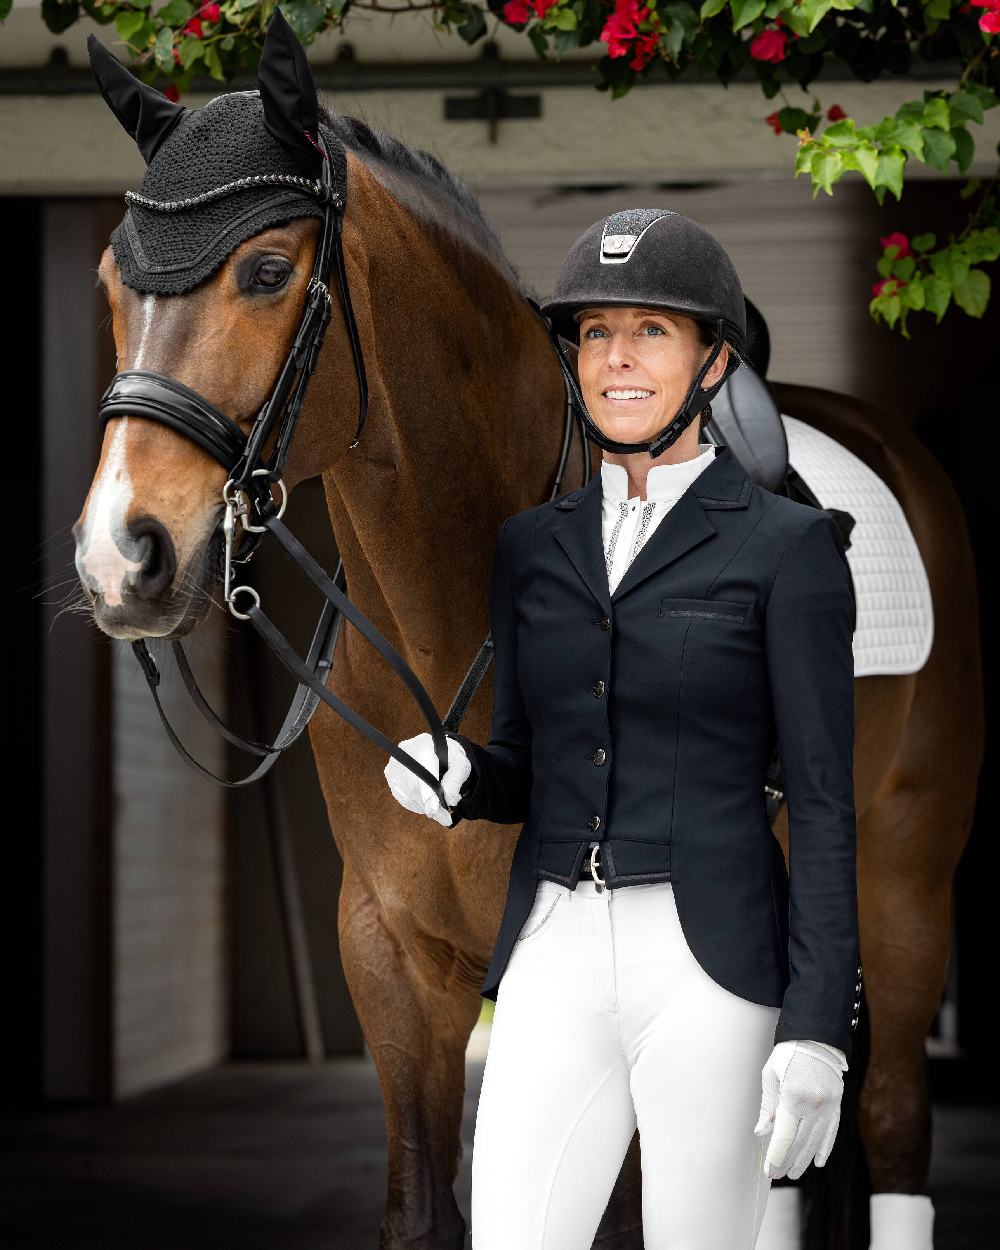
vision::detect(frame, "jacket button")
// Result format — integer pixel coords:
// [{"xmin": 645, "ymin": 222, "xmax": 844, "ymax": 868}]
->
[
  {"xmin": 592, "ymin": 748, "xmax": 606, "ymax": 766},
  {"xmin": 591, "ymin": 680, "xmax": 605, "ymax": 697},
  {"xmin": 599, "ymin": 616, "xmax": 611, "ymax": 631},
  {"xmin": 587, "ymin": 815, "xmax": 601, "ymax": 831}
]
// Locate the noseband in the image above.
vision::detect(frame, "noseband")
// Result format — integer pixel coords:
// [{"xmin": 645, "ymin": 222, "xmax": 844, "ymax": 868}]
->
[{"xmin": 98, "ymin": 137, "xmax": 580, "ymax": 800}]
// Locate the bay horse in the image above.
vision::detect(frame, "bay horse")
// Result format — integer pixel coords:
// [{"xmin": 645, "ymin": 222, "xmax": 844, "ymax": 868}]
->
[{"xmin": 74, "ymin": 102, "xmax": 983, "ymax": 1250}]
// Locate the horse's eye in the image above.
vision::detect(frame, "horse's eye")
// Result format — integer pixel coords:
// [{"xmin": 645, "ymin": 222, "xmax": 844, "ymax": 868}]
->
[{"xmin": 253, "ymin": 259, "xmax": 291, "ymax": 290}]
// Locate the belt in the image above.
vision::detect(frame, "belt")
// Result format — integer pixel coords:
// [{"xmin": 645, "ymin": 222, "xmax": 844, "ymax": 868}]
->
[{"xmin": 575, "ymin": 843, "xmax": 607, "ymax": 891}]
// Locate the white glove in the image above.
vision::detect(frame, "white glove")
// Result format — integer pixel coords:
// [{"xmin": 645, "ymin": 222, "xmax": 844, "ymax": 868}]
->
[
  {"xmin": 384, "ymin": 732, "xmax": 473, "ymax": 827},
  {"xmin": 754, "ymin": 1040, "xmax": 848, "ymax": 1179}
]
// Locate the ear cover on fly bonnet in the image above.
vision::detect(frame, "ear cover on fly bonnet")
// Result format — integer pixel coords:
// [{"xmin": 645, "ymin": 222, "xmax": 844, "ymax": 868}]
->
[{"xmin": 87, "ymin": 6, "xmax": 347, "ymax": 296}]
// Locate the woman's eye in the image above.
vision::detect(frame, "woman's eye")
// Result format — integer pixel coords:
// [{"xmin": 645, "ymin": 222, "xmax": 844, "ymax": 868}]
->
[
  {"xmin": 583, "ymin": 327, "xmax": 607, "ymax": 339},
  {"xmin": 642, "ymin": 324, "xmax": 666, "ymax": 335},
  {"xmin": 253, "ymin": 259, "xmax": 291, "ymax": 290}
]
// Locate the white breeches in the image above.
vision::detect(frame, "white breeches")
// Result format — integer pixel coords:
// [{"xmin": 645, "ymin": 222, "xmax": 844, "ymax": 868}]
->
[{"xmin": 471, "ymin": 877, "xmax": 781, "ymax": 1250}]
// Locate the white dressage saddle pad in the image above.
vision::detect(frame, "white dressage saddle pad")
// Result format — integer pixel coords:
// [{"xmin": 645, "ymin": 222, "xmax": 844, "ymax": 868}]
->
[{"xmin": 780, "ymin": 414, "xmax": 934, "ymax": 678}]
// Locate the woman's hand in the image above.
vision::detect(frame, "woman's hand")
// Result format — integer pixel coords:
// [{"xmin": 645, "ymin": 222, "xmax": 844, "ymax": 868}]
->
[
  {"xmin": 384, "ymin": 733, "xmax": 473, "ymax": 827},
  {"xmin": 754, "ymin": 1040, "xmax": 848, "ymax": 1179}
]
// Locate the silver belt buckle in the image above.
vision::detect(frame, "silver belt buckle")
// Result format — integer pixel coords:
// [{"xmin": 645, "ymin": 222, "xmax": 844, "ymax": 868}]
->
[{"xmin": 589, "ymin": 844, "xmax": 606, "ymax": 893}]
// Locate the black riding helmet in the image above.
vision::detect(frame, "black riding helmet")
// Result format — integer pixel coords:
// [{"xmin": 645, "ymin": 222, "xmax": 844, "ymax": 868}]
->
[{"xmin": 539, "ymin": 209, "xmax": 747, "ymax": 459}]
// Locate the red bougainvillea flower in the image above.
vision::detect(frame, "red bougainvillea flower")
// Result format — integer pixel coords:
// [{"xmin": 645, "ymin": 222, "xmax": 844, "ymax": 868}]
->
[
  {"xmin": 629, "ymin": 30, "xmax": 660, "ymax": 70},
  {"xmin": 880, "ymin": 231, "xmax": 912, "ymax": 258},
  {"xmin": 601, "ymin": 0, "xmax": 652, "ymax": 58},
  {"xmin": 765, "ymin": 111, "xmax": 783, "ymax": 134},
  {"xmin": 749, "ymin": 27, "xmax": 788, "ymax": 63},
  {"xmin": 182, "ymin": 17, "xmax": 204, "ymax": 37},
  {"xmin": 826, "ymin": 104, "xmax": 846, "ymax": 122},
  {"xmin": 970, "ymin": 0, "xmax": 1000, "ymax": 34},
  {"xmin": 871, "ymin": 277, "xmax": 907, "ymax": 298},
  {"xmin": 164, "ymin": 84, "xmax": 181, "ymax": 103},
  {"xmin": 201, "ymin": 2, "xmax": 222, "ymax": 22},
  {"xmin": 502, "ymin": 0, "xmax": 559, "ymax": 22}
]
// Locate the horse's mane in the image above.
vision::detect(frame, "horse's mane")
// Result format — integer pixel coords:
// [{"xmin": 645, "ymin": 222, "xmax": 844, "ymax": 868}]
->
[{"xmin": 319, "ymin": 106, "xmax": 532, "ymax": 297}]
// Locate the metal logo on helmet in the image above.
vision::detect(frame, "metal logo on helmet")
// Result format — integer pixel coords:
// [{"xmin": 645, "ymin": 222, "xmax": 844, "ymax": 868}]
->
[{"xmin": 599, "ymin": 209, "xmax": 676, "ymax": 264}]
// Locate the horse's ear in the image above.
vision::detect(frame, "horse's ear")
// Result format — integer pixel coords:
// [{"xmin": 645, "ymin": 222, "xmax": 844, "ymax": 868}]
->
[
  {"xmin": 86, "ymin": 34, "xmax": 189, "ymax": 165},
  {"xmin": 257, "ymin": 6, "xmax": 324, "ymax": 164}
]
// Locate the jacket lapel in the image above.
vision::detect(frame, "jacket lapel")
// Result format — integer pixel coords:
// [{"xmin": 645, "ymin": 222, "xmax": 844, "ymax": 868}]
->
[{"xmin": 552, "ymin": 444, "xmax": 752, "ymax": 613}]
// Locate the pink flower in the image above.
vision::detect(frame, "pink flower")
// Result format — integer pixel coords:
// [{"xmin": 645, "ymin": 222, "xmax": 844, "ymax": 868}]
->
[
  {"xmin": 826, "ymin": 104, "xmax": 846, "ymax": 122},
  {"xmin": 182, "ymin": 17, "xmax": 204, "ymax": 37},
  {"xmin": 765, "ymin": 110, "xmax": 783, "ymax": 134},
  {"xmin": 201, "ymin": 2, "xmax": 221, "ymax": 21},
  {"xmin": 629, "ymin": 31, "xmax": 660, "ymax": 70},
  {"xmin": 164, "ymin": 83, "xmax": 181, "ymax": 103},
  {"xmin": 970, "ymin": 0, "xmax": 1000, "ymax": 29},
  {"xmin": 600, "ymin": 0, "xmax": 651, "ymax": 58},
  {"xmin": 871, "ymin": 278, "xmax": 906, "ymax": 298},
  {"xmin": 749, "ymin": 28, "xmax": 788, "ymax": 63},
  {"xmin": 501, "ymin": 0, "xmax": 531, "ymax": 21},
  {"xmin": 880, "ymin": 231, "xmax": 912, "ymax": 258}
]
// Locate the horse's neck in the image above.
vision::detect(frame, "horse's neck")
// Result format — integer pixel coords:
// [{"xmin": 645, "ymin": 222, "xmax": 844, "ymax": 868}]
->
[{"xmin": 318, "ymin": 160, "xmax": 566, "ymax": 694}]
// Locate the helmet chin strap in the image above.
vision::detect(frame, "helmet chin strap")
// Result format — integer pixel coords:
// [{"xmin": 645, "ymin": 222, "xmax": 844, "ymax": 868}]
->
[{"xmin": 544, "ymin": 318, "xmax": 731, "ymax": 460}]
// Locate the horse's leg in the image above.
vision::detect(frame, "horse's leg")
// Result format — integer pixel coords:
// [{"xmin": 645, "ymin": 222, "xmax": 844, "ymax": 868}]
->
[
  {"xmin": 856, "ymin": 788, "xmax": 961, "ymax": 1250},
  {"xmin": 338, "ymin": 857, "xmax": 478, "ymax": 1250}
]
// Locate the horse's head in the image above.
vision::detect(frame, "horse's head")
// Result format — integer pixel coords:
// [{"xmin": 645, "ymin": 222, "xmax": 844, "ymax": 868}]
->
[{"xmin": 75, "ymin": 8, "xmax": 353, "ymax": 641}]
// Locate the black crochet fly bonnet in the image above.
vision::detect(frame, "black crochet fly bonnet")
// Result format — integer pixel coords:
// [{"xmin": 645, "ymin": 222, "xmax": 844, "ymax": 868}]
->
[{"xmin": 87, "ymin": 7, "xmax": 347, "ymax": 296}]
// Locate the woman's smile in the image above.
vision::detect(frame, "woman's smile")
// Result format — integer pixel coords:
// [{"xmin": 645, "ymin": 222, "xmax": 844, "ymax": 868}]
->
[{"xmin": 602, "ymin": 386, "xmax": 656, "ymax": 407}]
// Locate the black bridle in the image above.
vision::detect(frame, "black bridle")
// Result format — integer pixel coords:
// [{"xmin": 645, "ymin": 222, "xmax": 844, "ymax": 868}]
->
[{"xmin": 98, "ymin": 134, "xmax": 582, "ymax": 804}]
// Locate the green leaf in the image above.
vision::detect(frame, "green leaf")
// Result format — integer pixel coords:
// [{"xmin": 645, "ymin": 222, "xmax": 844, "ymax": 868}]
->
[
  {"xmin": 893, "ymin": 256, "xmax": 915, "ymax": 281},
  {"xmin": 921, "ymin": 97, "xmax": 951, "ymax": 131},
  {"xmin": 202, "ymin": 40, "xmax": 224, "ymax": 82},
  {"xmin": 794, "ymin": 145, "xmax": 816, "ymax": 177},
  {"xmin": 853, "ymin": 144, "xmax": 878, "ymax": 188},
  {"xmin": 876, "ymin": 256, "xmax": 894, "ymax": 278},
  {"xmin": 966, "ymin": 228, "xmax": 1000, "ymax": 264},
  {"xmin": 153, "ymin": 25, "xmax": 175, "ymax": 73},
  {"xmin": 281, "ymin": 0, "xmax": 327, "ymax": 39},
  {"xmin": 911, "ymin": 233, "xmax": 936, "ymax": 252},
  {"xmin": 802, "ymin": 0, "xmax": 833, "ymax": 31},
  {"xmin": 959, "ymin": 177, "xmax": 981, "ymax": 200},
  {"xmin": 156, "ymin": 0, "xmax": 193, "ymax": 25},
  {"xmin": 883, "ymin": 295, "xmax": 901, "ymax": 329},
  {"xmin": 952, "ymin": 269, "xmax": 990, "ymax": 318},
  {"xmin": 949, "ymin": 91, "xmax": 984, "ymax": 126},
  {"xmin": 551, "ymin": 7, "xmax": 578, "ymax": 28},
  {"xmin": 114, "ymin": 10, "xmax": 146, "ymax": 40},
  {"xmin": 42, "ymin": 0, "xmax": 81, "ymax": 33},
  {"xmin": 700, "ymin": 0, "xmax": 728, "ymax": 15},
  {"xmin": 874, "ymin": 148, "xmax": 905, "ymax": 200},
  {"xmin": 963, "ymin": 83, "xmax": 999, "ymax": 112},
  {"xmin": 925, "ymin": 0, "xmax": 950, "ymax": 16},
  {"xmin": 178, "ymin": 34, "xmax": 203, "ymax": 69},
  {"xmin": 931, "ymin": 248, "xmax": 970, "ymax": 288},
  {"xmin": 923, "ymin": 275, "xmax": 951, "ymax": 321},
  {"xmin": 812, "ymin": 149, "xmax": 843, "ymax": 196},
  {"xmin": 900, "ymin": 279, "xmax": 926, "ymax": 311},
  {"xmin": 729, "ymin": 0, "xmax": 765, "ymax": 31},
  {"xmin": 951, "ymin": 126, "xmax": 974, "ymax": 174},
  {"xmin": 921, "ymin": 126, "xmax": 956, "ymax": 172},
  {"xmin": 778, "ymin": 107, "xmax": 815, "ymax": 133},
  {"xmin": 821, "ymin": 119, "xmax": 857, "ymax": 146}
]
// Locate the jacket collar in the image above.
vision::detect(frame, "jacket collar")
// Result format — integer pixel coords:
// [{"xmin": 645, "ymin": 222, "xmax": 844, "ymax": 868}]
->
[{"xmin": 552, "ymin": 444, "xmax": 752, "ymax": 613}]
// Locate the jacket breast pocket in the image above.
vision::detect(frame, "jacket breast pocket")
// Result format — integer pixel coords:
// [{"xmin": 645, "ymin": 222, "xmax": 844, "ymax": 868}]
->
[{"xmin": 658, "ymin": 596, "xmax": 750, "ymax": 624}]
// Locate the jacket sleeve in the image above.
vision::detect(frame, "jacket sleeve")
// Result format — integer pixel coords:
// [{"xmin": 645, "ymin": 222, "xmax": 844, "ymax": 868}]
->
[
  {"xmin": 765, "ymin": 511, "xmax": 861, "ymax": 1061},
  {"xmin": 446, "ymin": 517, "xmax": 533, "ymax": 825}
]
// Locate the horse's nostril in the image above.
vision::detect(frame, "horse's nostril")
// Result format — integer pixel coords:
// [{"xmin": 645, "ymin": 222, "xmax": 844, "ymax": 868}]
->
[{"xmin": 127, "ymin": 516, "xmax": 177, "ymax": 601}]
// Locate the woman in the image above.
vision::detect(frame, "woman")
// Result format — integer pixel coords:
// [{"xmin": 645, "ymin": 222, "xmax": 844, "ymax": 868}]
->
[{"xmin": 384, "ymin": 209, "xmax": 860, "ymax": 1250}]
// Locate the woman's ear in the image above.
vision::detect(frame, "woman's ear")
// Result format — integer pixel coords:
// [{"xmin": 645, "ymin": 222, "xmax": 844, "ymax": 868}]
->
[{"xmin": 702, "ymin": 340, "xmax": 729, "ymax": 390}]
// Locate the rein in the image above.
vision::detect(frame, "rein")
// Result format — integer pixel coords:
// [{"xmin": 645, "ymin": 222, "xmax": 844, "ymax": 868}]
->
[{"xmin": 98, "ymin": 134, "xmax": 583, "ymax": 801}]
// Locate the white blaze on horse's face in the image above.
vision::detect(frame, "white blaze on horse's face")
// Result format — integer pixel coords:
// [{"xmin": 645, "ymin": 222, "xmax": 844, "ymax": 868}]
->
[{"xmin": 74, "ymin": 417, "xmax": 144, "ymax": 610}]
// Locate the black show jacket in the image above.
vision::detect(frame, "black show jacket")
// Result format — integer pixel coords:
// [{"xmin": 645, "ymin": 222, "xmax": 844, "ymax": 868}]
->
[{"xmin": 448, "ymin": 445, "xmax": 861, "ymax": 1060}]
